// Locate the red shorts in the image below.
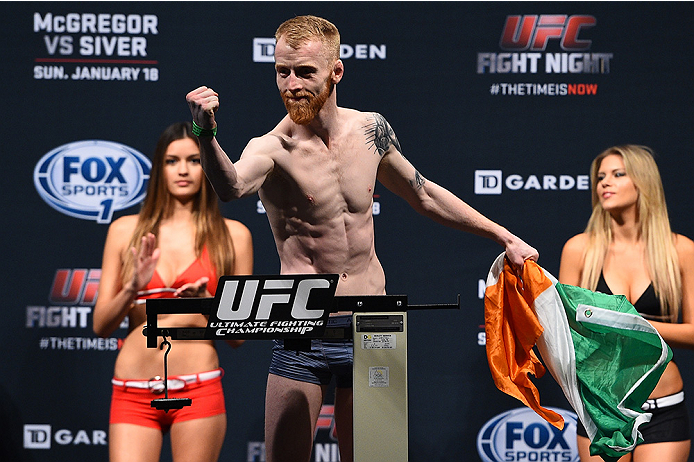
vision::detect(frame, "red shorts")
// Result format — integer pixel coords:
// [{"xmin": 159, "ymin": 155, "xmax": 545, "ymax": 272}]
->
[{"xmin": 109, "ymin": 369, "xmax": 226, "ymax": 431}]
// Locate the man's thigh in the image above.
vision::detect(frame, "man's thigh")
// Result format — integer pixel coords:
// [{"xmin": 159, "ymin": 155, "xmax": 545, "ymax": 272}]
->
[{"xmin": 264, "ymin": 373, "xmax": 326, "ymax": 462}]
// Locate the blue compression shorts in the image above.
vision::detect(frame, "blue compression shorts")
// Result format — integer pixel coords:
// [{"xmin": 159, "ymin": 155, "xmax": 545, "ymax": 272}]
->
[{"xmin": 269, "ymin": 315, "xmax": 353, "ymax": 388}]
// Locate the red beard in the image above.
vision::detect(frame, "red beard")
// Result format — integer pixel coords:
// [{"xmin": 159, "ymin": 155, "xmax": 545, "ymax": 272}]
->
[{"xmin": 281, "ymin": 77, "xmax": 333, "ymax": 125}]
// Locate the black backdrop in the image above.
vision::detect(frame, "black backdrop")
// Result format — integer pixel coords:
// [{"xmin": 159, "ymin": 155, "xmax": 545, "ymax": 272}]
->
[{"xmin": 3, "ymin": 2, "xmax": 694, "ymax": 461}]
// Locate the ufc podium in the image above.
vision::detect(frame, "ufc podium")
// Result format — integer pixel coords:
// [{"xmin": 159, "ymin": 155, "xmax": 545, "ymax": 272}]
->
[{"xmin": 144, "ymin": 274, "xmax": 458, "ymax": 462}]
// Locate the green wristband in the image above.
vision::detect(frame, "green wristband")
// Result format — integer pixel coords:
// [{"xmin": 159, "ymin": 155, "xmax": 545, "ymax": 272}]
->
[{"xmin": 192, "ymin": 120, "xmax": 217, "ymax": 137}]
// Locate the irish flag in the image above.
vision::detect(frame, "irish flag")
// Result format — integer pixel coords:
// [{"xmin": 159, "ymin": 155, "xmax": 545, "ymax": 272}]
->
[{"xmin": 484, "ymin": 252, "xmax": 672, "ymax": 462}]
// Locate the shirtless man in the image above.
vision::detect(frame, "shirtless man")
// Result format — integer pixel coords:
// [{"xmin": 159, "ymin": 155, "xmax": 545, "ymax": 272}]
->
[{"xmin": 186, "ymin": 15, "xmax": 538, "ymax": 462}]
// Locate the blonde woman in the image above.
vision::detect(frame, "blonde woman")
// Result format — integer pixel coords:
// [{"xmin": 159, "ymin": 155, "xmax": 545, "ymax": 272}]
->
[
  {"xmin": 559, "ymin": 145, "xmax": 694, "ymax": 461},
  {"xmin": 93, "ymin": 122, "xmax": 253, "ymax": 462}
]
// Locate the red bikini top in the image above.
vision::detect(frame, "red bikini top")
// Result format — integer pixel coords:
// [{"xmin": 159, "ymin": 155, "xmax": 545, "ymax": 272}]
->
[{"xmin": 140, "ymin": 246, "xmax": 218, "ymax": 299}]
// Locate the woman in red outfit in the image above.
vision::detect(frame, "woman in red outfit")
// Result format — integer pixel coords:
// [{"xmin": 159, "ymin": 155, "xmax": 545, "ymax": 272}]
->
[{"xmin": 93, "ymin": 122, "xmax": 254, "ymax": 462}]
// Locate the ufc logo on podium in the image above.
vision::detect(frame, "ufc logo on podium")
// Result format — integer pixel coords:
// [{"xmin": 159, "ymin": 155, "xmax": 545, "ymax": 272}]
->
[
  {"xmin": 215, "ymin": 275, "xmax": 337, "ymax": 321},
  {"xmin": 205, "ymin": 275, "xmax": 339, "ymax": 339},
  {"xmin": 500, "ymin": 15, "xmax": 596, "ymax": 51}
]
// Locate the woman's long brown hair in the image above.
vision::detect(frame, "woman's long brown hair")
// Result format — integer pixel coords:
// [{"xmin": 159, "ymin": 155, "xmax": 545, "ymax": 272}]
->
[{"xmin": 121, "ymin": 122, "xmax": 235, "ymax": 284}]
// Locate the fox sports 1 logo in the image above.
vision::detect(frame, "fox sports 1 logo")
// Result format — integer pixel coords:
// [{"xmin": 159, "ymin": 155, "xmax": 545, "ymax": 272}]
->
[
  {"xmin": 477, "ymin": 407, "xmax": 579, "ymax": 462},
  {"xmin": 34, "ymin": 140, "xmax": 151, "ymax": 223}
]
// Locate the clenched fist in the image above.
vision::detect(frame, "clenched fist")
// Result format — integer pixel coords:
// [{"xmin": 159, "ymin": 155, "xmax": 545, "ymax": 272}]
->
[{"xmin": 186, "ymin": 86, "xmax": 219, "ymax": 129}]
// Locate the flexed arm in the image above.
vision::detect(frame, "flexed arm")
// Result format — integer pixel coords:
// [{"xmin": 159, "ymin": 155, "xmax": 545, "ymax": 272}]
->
[
  {"xmin": 372, "ymin": 113, "xmax": 538, "ymax": 267},
  {"xmin": 186, "ymin": 86, "xmax": 274, "ymax": 201}
]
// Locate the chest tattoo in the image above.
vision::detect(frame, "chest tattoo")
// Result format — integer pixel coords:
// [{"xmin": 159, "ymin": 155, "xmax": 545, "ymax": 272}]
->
[{"xmin": 363, "ymin": 113, "xmax": 402, "ymax": 156}]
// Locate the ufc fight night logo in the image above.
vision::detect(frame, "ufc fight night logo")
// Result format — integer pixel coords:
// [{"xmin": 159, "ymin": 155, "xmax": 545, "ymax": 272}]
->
[
  {"xmin": 477, "ymin": 14, "xmax": 613, "ymax": 74},
  {"xmin": 207, "ymin": 275, "xmax": 338, "ymax": 339},
  {"xmin": 500, "ymin": 15, "xmax": 596, "ymax": 51}
]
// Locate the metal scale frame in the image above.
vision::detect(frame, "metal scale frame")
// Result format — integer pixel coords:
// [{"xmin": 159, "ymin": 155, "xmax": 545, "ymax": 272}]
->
[{"xmin": 144, "ymin": 275, "xmax": 458, "ymax": 462}]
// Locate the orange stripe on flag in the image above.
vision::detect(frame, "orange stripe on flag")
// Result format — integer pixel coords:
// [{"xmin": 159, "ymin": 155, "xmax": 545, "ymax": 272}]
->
[{"xmin": 484, "ymin": 256, "xmax": 564, "ymax": 429}]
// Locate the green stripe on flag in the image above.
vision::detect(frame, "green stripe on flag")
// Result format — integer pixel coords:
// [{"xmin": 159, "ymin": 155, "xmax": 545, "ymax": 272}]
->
[{"xmin": 555, "ymin": 283, "xmax": 673, "ymax": 461}]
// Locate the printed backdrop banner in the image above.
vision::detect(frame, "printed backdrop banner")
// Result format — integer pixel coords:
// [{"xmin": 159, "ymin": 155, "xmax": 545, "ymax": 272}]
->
[{"xmin": 2, "ymin": 2, "xmax": 694, "ymax": 461}]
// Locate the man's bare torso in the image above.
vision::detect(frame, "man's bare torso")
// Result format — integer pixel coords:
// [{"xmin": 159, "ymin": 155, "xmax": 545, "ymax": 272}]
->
[{"xmin": 256, "ymin": 108, "xmax": 387, "ymax": 295}]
